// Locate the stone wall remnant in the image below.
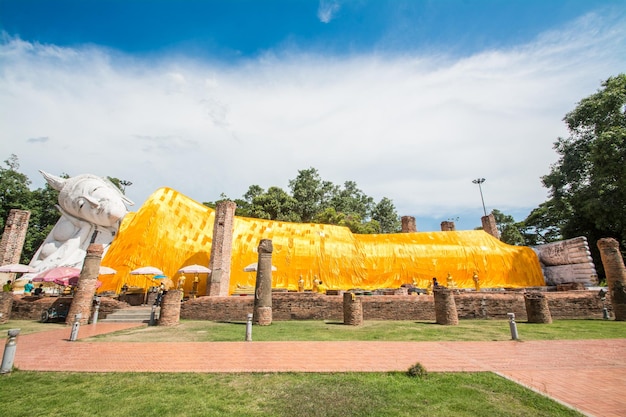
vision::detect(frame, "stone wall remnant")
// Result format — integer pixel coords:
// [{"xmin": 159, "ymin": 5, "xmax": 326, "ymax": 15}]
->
[
  {"xmin": 0, "ymin": 209, "xmax": 30, "ymax": 266},
  {"xmin": 159, "ymin": 290, "xmax": 182, "ymax": 326},
  {"xmin": 66, "ymin": 244, "xmax": 103, "ymax": 325},
  {"xmin": 524, "ymin": 292, "xmax": 553, "ymax": 323},
  {"xmin": 433, "ymin": 288, "xmax": 458, "ymax": 325},
  {"xmin": 253, "ymin": 239, "xmax": 273, "ymax": 325},
  {"xmin": 343, "ymin": 292, "xmax": 363, "ymax": 326},
  {"xmin": 401, "ymin": 216, "xmax": 417, "ymax": 233},
  {"xmin": 481, "ymin": 214, "xmax": 499, "ymax": 239},
  {"xmin": 597, "ymin": 238, "xmax": 626, "ymax": 321},
  {"xmin": 440, "ymin": 221, "xmax": 456, "ymax": 231},
  {"xmin": 207, "ymin": 200, "xmax": 236, "ymax": 296}
]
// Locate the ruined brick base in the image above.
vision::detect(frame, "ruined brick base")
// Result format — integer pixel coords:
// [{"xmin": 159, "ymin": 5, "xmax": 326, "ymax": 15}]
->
[
  {"xmin": 10, "ymin": 290, "xmax": 614, "ymax": 322},
  {"xmin": 255, "ymin": 306, "xmax": 272, "ymax": 325}
]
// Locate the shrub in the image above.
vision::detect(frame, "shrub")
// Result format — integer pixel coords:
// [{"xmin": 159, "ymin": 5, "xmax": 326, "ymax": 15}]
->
[{"xmin": 407, "ymin": 362, "xmax": 428, "ymax": 378}]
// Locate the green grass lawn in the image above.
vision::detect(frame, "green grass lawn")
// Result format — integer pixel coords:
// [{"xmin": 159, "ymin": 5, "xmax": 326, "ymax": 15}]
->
[
  {"xmin": 76, "ymin": 318, "xmax": 626, "ymax": 343},
  {"xmin": 0, "ymin": 371, "xmax": 582, "ymax": 417},
  {"xmin": 2, "ymin": 319, "xmax": 618, "ymax": 416}
]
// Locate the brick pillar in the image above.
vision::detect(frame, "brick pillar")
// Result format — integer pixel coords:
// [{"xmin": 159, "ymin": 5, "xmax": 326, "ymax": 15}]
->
[
  {"xmin": 0, "ymin": 209, "xmax": 31, "ymax": 266},
  {"xmin": 597, "ymin": 238, "xmax": 626, "ymax": 321},
  {"xmin": 159, "ymin": 290, "xmax": 182, "ymax": 326},
  {"xmin": 524, "ymin": 292, "xmax": 552, "ymax": 323},
  {"xmin": 481, "ymin": 213, "xmax": 500, "ymax": 239},
  {"xmin": 0, "ymin": 293, "xmax": 13, "ymax": 324},
  {"xmin": 253, "ymin": 239, "xmax": 273, "ymax": 325},
  {"xmin": 207, "ymin": 200, "xmax": 236, "ymax": 296},
  {"xmin": 66, "ymin": 244, "xmax": 103, "ymax": 325},
  {"xmin": 433, "ymin": 288, "xmax": 458, "ymax": 325},
  {"xmin": 343, "ymin": 292, "xmax": 363, "ymax": 326},
  {"xmin": 401, "ymin": 216, "xmax": 417, "ymax": 233},
  {"xmin": 440, "ymin": 221, "xmax": 456, "ymax": 231}
]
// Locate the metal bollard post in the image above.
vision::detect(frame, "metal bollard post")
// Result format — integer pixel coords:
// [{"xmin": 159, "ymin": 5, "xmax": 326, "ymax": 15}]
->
[
  {"xmin": 0, "ymin": 329, "xmax": 20, "ymax": 374},
  {"xmin": 149, "ymin": 304, "xmax": 157, "ymax": 326},
  {"xmin": 507, "ymin": 313, "xmax": 519, "ymax": 340},
  {"xmin": 245, "ymin": 313, "xmax": 253, "ymax": 341},
  {"xmin": 69, "ymin": 313, "xmax": 82, "ymax": 341},
  {"xmin": 92, "ymin": 296, "xmax": 101, "ymax": 324}
]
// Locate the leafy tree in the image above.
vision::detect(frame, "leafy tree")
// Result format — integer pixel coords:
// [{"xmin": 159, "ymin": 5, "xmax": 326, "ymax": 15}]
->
[
  {"xmin": 519, "ymin": 200, "xmax": 564, "ymax": 245},
  {"xmin": 532, "ymin": 74, "xmax": 626, "ymax": 270},
  {"xmin": 313, "ymin": 207, "xmax": 380, "ymax": 234},
  {"xmin": 372, "ymin": 197, "xmax": 401, "ymax": 233},
  {"xmin": 0, "ymin": 155, "xmax": 60, "ymax": 263},
  {"xmin": 288, "ymin": 167, "xmax": 335, "ymax": 222},
  {"xmin": 0, "ymin": 155, "xmax": 33, "ymax": 231},
  {"xmin": 248, "ymin": 186, "xmax": 301, "ymax": 222},
  {"xmin": 492, "ymin": 209, "xmax": 525, "ymax": 246},
  {"xmin": 206, "ymin": 167, "xmax": 400, "ymax": 234},
  {"xmin": 330, "ymin": 180, "xmax": 374, "ymax": 220}
]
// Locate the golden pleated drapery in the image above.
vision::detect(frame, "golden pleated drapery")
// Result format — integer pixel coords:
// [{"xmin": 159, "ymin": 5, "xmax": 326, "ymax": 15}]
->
[{"xmin": 99, "ymin": 188, "xmax": 545, "ymax": 295}]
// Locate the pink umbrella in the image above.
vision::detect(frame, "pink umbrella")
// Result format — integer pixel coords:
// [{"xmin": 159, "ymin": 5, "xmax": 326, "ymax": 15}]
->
[
  {"xmin": 32, "ymin": 266, "xmax": 81, "ymax": 283},
  {"xmin": 54, "ymin": 276, "xmax": 102, "ymax": 288}
]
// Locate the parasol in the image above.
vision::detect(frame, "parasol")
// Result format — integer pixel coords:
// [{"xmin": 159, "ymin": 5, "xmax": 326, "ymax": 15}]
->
[
  {"xmin": 53, "ymin": 276, "xmax": 102, "ymax": 288},
  {"xmin": 0, "ymin": 263, "xmax": 37, "ymax": 274},
  {"xmin": 243, "ymin": 262, "xmax": 277, "ymax": 272},
  {"xmin": 130, "ymin": 266, "xmax": 164, "ymax": 275},
  {"xmin": 177, "ymin": 264, "xmax": 211, "ymax": 274},
  {"xmin": 32, "ymin": 266, "xmax": 81, "ymax": 283},
  {"xmin": 99, "ymin": 266, "xmax": 117, "ymax": 275}
]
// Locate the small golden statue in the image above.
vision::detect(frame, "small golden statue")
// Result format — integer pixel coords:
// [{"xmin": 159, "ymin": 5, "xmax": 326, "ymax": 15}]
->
[
  {"xmin": 446, "ymin": 273, "xmax": 457, "ymax": 289},
  {"xmin": 473, "ymin": 271, "xmax": 481, "ymax": 292},
  {"xmin": 298, "ymin": 275, "xmax": 305, "ymax": 292}
]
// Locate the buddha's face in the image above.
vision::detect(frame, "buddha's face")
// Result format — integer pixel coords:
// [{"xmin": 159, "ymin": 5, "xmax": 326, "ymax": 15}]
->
[{"xmin": 57, "ymin": 175, "xmax": 131, "ymax": 227}]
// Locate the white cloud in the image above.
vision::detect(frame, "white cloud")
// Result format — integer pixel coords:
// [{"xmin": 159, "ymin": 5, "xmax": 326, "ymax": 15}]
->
[
  {"xmin": 317, "ymin": 0, "xmax": 340, "ymax": 24},
  {"xmin": 1, "ymin": 12, "xmax": 625, "ymax": 231}
]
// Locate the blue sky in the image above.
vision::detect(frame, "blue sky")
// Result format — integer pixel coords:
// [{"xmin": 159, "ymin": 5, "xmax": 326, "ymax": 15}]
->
[{"xmin": 1, "ymin": 0, "xmax": 625, "ymax": 231}]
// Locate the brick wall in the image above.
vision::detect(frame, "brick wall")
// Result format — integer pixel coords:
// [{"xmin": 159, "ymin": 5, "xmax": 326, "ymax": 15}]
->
[
  {"xmin": 11, "ymin": 296, "xmax": 129, "ymax": 321},
  {"xmin": 181, "ymin": 291, "xmax": 607, "ymax": 321},
  {"xmin": 12, "ymin": 290, "xmax": 608, "ymax": 322}
]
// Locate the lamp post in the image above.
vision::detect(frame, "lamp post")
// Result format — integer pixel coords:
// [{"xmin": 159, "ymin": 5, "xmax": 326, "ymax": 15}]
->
[{"xmin": 472, "ymin": 178, "xmax": 487, "ymax": 216}]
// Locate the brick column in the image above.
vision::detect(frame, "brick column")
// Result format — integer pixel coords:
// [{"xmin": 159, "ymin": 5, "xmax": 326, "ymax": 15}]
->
[
  {"xmin": 159, "ymin": 290, "xmax": 182, "ymax": 326},
  {"xmin": 253, "ymin": 239, "xmax": 273, "ymax": 325},
  {"xmin": 597, "ymin": 238, "xmax": 626, "ymax": 321},
  {"xmin": 481, "ymin": 213, "xmax": 500, "ymax": 239},
  {"xmin": 0, "ymin": 293, "xmax": 13, "ymax": 324},
  {"xmin": 66, "ymin": 244, "xmax": 103, "ymax": 325},
  {"xmin": 0, "ymin": 209, "xmax": 31, "ymax": 287},
  {"xmin": 401, "ymin": 216, "xmax": 417, "ymax": 233},
  {"xmin": 0, "ymin": 209, "xmax": 31, "ymax": 266},
  {"xmin": 433, "ymin": 288, "xmax": 458, "ymax": 325},
  {"xmin": 440, "ymin": 221, "xmax": 456, "ymax": 231},
  {"xmin": 524, "ymin": 292, "xmax": 552, "ymax": 323},
  {"xmin": 343, "ymin": 292, "xmax": 363, "ymax": 326},
  {"xmin": 207, "ymin": 200, "xmax": 236, "ymax": 296}
]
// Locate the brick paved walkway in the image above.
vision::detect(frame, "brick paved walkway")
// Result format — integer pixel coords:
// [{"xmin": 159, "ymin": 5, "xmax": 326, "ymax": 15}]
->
[{"xmin": 6, "ymin": 323, "xmax": 626, "ymax": 417}]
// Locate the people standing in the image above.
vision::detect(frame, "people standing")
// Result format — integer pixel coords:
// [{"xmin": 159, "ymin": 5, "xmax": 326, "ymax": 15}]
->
[
  {"xmin": 23, "ymin": 280, "xmax": 34, "ymax": 295},
  {"xmin": 33, "ymin": 284, "xmax": 44, "ymax": 296}
]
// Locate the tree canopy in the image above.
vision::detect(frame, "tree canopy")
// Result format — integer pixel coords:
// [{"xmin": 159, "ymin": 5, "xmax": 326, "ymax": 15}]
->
[
  {"xmin": 520, "ymin": 74, "xmax": 626, "ymax": 273},
  {"xmin": 0, "ymin": 155, "xmax": 60, "ymax": 263},
  {"xmin": 207, "ymin": 167, "xmax": 401, "ymax": 234}
]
